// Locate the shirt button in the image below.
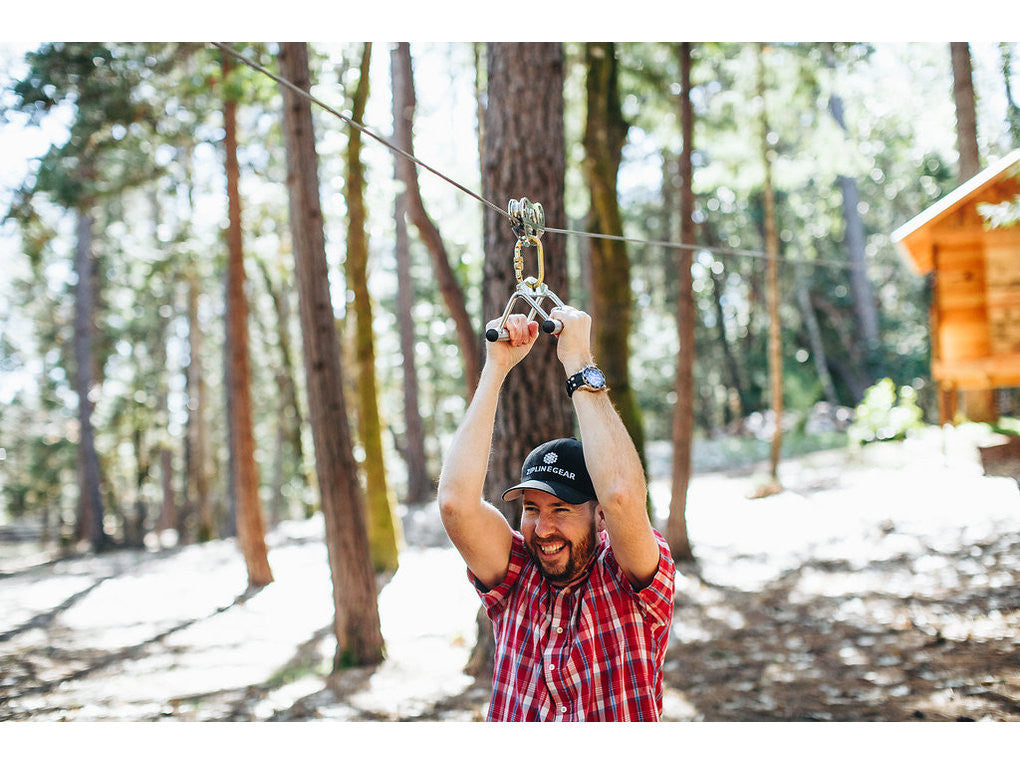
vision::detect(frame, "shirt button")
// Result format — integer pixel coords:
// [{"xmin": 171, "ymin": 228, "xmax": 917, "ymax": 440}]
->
[
  {"xmin": 549, "ymin": 663, "xmax": 556, "ymax": 671},
  {"xmin": 556, "ymin": 627, "xmax": 563, "ymax": 634},
  {"xmin": 560, "ymin": 706, "xmax": 568, "ymax": 713}
]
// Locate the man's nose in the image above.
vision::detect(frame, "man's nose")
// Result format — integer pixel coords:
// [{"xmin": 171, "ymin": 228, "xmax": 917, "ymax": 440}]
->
[{"xmin": 535, "ymin": 512, "xmax": 557, "ymax": 537}]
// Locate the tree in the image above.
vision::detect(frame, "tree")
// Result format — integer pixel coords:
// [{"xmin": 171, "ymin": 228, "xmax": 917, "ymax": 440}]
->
[
  {"xmin": 344, "ymin": 42, "xmax": 402, "ymax": 574},
  {"xmin": 666, "ymin": 42, "xmax": 695, "ymax": 562},
  {"xmin": 581, "ymin": 42, "xmax": 647, "ymax": 480},
  {"xmin": 824, "ymin": 46, "xmax": 882, "ymax": 381},
  {"xmin": 471, "ymin": 41, "xmax": 573, "ymax": 677},
  {"xmin": 391, "ymin": 42, "xmax": 480, "ymax": 397},
  {"xmin": 184, "ymin": 266, "xmax": 215, "ymax": 541},
  {"xmin": 254, "ymin": 254, "xmax": 314, "ymax": 524},
  {"xmin": 951, "ymin": 42, "xmax": 981, "ymax": 181},
  {"xmin": 278, "ymin": 41, "xmax": 384, "ymax": 667},
  {"xmin": 1001, "ymin": 43, "xmax": 1020, "ymax": 146},
  {"xmin": 221, "ymin": 51, "xmax": 274, "ymax": 588},
  {"xmin": 758, "ymin": 44, "xmax": 784, "ymax": 489},
  {"xmin": 481, "ymin": 42, "xmax": 573, "ymax": 524},
  {"xmin": 389, "ymin": 47, "xmax": 431, "ymax": 505},
  {"xmin": 5, "ymin": 43, "xmax": 165, "ymax": 551},
  {"xmin": 72, "ymin": 209, "xmax": 111, "ymax": 551}
]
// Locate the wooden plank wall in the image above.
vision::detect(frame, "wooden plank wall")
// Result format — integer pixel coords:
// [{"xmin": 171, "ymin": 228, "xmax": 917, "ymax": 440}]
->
[
  {"xmin": 932, "ymin": 208, "xmax": 990, "ymax": 365},
  {"xmin": 985, "ymin": 226, "xmax": 1020, "ymax": 356}
]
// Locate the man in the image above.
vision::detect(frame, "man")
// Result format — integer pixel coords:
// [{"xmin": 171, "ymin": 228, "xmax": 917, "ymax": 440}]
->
[{"xmin": 437, "ymin": 306, "xmax": 675, "ymax": 721}]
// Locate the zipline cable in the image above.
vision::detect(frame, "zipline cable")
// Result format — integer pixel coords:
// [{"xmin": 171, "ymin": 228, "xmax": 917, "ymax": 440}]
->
[
  {"xmin": 211, "ymin": 42, "xmax": 852, "ymax": 272},
  {"xmin": 211, "ymin": 41, "xmax": 510, "ymax": 223}
]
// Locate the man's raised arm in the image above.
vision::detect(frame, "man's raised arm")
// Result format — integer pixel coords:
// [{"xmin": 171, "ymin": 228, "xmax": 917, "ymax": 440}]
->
[
  {"xmin": 550, "ymin": 306, "xmax": 661, "ymax": 589},
  {"xmin": 437, "ymin": 314, "xmax": 538, "ymax": 590}
]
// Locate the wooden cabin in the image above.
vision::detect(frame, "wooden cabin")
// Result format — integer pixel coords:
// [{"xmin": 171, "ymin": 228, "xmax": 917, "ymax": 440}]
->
[{"xmin": 892, "ymin": 149, "xmax": 1020, "ymax": 424}]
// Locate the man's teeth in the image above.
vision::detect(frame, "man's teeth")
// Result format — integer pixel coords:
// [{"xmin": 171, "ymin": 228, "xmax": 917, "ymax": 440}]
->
[{"xmin": 540, "ymin": 543, "xmax": 565, "ymax": 554}]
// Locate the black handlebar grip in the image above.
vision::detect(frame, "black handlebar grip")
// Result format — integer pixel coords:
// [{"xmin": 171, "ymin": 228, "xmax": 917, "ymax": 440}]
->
[
  {"xmin": 542, "ymin": 319, "xmax": 562, "ymax": 335},
  {"xmin": 485, "ymin": 328, "xmax": 500, "ymax": 342}
]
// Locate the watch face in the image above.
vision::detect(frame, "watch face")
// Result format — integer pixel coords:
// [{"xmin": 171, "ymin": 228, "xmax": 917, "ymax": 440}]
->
[{"xmin": 583, "ymin": 367, "xmax": 606, "ymax": 388}]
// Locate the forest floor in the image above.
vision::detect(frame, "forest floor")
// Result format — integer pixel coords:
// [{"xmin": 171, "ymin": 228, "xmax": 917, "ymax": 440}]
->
[{"xmin": 1, "ymin": 424, "xmax": 1018, "ymax": 724}]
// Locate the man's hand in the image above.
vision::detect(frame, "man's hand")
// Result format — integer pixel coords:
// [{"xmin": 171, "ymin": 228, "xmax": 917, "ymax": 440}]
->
[
  {"xmin": 549, "ymin": 305, "xmax": 594, "ymax": 376},
  {"xmin": 485, "ymin": 314, "xmax": 539, "ymax": 374}
]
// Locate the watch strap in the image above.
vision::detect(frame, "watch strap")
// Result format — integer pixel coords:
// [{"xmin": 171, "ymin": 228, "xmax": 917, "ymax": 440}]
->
[{"xmin": 565, "ymin": 364, "xmax": 607, "ymax": 397}]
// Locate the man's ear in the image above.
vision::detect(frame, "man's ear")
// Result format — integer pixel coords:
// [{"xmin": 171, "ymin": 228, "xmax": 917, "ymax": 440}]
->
[{"xmin": 595, "ymin": 503, "xmax": 607, "ymax": 533}]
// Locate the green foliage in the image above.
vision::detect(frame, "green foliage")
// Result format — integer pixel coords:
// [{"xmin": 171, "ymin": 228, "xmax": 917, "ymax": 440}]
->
[
  {"xmin": 2, "ymin": 41, "xmax": 1019, "ymax": 547},
  {"xmin": 994, "ymin": 416, "xmax": 1020, "ymax": 437},
  {"xmin": 978, "ymin": 197, "xmax": 1020, "ymax": 229},
  {"xmin": 848, "ymin": 378, "xmax": 925, "ymax": 445}
]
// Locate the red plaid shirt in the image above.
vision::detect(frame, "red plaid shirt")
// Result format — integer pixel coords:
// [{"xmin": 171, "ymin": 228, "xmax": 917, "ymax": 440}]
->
[{"xmin": 470, "ymin": 528, "xmax": 675, "ymax": 721}]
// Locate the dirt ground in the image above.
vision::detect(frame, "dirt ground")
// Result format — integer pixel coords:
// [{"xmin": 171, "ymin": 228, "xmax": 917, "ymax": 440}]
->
[{"xmin": 1, "ymin": 425, "xmax": 1018, "ymax": 723}]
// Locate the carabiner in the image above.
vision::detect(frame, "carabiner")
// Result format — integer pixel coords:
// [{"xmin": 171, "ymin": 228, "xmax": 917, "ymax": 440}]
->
[{"xmin": 514, "ymin": 235, "xmax": 545, "ymax": 288}]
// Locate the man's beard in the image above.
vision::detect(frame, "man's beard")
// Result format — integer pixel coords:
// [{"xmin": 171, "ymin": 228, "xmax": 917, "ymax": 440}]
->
[{"xmin": 525, "ymin": 522, "xmax": 598, "ymax": 586}]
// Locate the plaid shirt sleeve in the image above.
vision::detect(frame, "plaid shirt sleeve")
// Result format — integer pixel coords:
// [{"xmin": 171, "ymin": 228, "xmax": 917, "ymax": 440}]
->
[
  {"xmin": 467, "ymin": 532, "xmax": 529, "ymax": 620},
  {"xmin": 603, "ymin": 528, "xmax": 675, "ymax": 626}
]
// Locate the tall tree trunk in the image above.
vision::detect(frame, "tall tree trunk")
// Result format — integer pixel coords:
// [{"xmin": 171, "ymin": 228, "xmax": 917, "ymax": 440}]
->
[
  {"xmin": 254, "ymin": 256, "xmax": 314, "ymax": 521},
  {"xmin": 795, "ymin": 266, "xmax": 840, "ymax": 407},
  {"xmin": 1001, "ymin": 43, "xmax": 1020, "ymax": 146},
  {"xmin": 391, "ymin": 42, "xmax": 480, "ymax": 396},
  {"xmin": 185, "ymin": 269, "xmax": 215, "ymax": 542},
  {"xmin": 758, "ymin": 44, "xmax": 784, "ymax": 488},
  {"xmin": 73, "ymin": 208, "xmax": 109, "ymax": 552},
  {"xmin": 222, "ymin": 53, "xmax": 273, "ymax": 588},
  {"xmin": 710, "ymin": 269, "xmax": 746, "ymax": 425},
  {"xmin": 701, "ymin": 219, "xmax": 750, "ymax": 423},
  {"xmin": 950, "ymin": 41, "xmax": 997, "ymax": 422},
  {"xmin": 346, "ymin": 42, "xmax": 402, "ymax": 575},
  {"xmin": 581, "ymin": 42, "xmax": 647, "ymax": 481},
  {"xmin": 666, "ymin": 41, "xmax": 695, "ymax": 562},
  {"xmin": 129, "ymin": 421, "xmax": 149, "ymax": 548},
  {"xmin": 278, "ymin": 41, "xmax": 384, "ymax": 668},
  {"xmin": 824, "ymin": 50, "xmax": 882, "ymax": 380},
  {"xmin": 951, "ymin": 42, "xmax": 982, "ymax": 181},
  {"xmin": 472, "ymin": 41, "xmax": 572, "ymax": 678},
  {"xmin": 481, "ymin": 42, "xmax": 572, "ymax": 523},
  {"xmin": 149, "ymin": 188, "xmax": 177, "ymax": 539},
  {"xmin": 391, "ymin": 188, "xmax": 432, "ymax": 504}
]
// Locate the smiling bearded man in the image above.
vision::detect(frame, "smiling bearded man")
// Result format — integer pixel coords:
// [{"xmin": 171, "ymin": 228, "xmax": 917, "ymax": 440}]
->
[{"xmin": 437, "ymin": 307, "xmax": 676, "ymax": 722}]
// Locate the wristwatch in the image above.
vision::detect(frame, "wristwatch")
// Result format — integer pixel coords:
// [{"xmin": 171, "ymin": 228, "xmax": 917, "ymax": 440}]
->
[{"xmin": 565, "ymin": 364, "xmax": 608, "ymax": 397}]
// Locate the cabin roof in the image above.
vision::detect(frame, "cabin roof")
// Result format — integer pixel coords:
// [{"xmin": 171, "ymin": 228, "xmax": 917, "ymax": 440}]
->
[{"xmin": 892, "ymin": 148, "xmax": 1020, "ymax": 273}]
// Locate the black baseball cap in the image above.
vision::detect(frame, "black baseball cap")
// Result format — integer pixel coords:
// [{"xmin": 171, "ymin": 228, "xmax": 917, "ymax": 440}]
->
[{"xmin": 501, "ymin": 438, "xmax": 597, "ymax": 504}]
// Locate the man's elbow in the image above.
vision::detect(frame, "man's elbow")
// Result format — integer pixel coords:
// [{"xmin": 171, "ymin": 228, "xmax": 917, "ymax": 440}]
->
[
  {"xmin": 599, "ymin": 478, "xmax": 648, "ymax": 517},
  {"xmin": 437, "ymin": 485, "xmax": 466, "ymax": 527}
]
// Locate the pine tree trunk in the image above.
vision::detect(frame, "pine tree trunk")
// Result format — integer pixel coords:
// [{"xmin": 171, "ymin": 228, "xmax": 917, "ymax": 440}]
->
[
  {"xmin": 481, "ymin": 41, "xmax": 572, "ymax": 524},
  {"xmin": 346, "ymin": 42, "xmax": 402, "ymax": 574},
  {"xmin": 391, "ymin": 42, "xmax": 480, "ymax": 397},
  {"xmin": 701, "ymin": 219, "xmax": 750, "ymax": 423},
  {"xmin": 581, "ymin": 42, "xmax": 647, "ymax": 481},
  {"xmin": 279, "ymin": 41, "xmax": 384, "ymax": 667},
  {"xmin": 823, "ymin": 52, "xmax": 883, "ymax": 380},
  {"xmin": 795, "ymin": 266, "xmax": 840, "ymax": 407},
  {"xmin": 951, "ymin": 42, "xmax": 981, "ymax": 181},
  {"xmin": 1001, "ymin": 43, "xmax": 1020, "ymax": 146},
  {"xmin": 666, "ymin": 42, "xmax": 695, "ymax": 562},
  {"xmin": 185, "ymin": 269, "xmax": 215, "ymax": 542},
  {"xmin": 254, "ymin": 257, "xmax": 314, "ymax": 521},
  {"xmin": 73, "ymin": 208, "xmax": 109, "ymax": 552},
  {"xmin": 222, "ymin": 54, "xmax": 273, "ymax": 588},
  {"xmin": 391, "ymin": 187, "xmax": 432, "ymax": 504},
  {"xmin": 758, "ymin": 45, "xmax": 784, "ymax": 488},
  {"xmin": 471, "ymin": 41, "xmax": 572, "ymax": 678},
  {"xmin": 149, "ymin": 188, "xmax": 177, "ymax": 538}
]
